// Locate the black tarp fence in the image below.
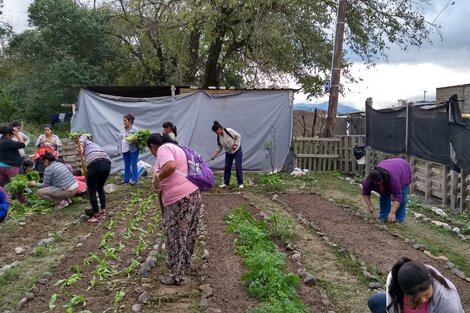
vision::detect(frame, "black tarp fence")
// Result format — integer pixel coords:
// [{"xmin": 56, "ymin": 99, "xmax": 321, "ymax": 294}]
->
[{"xmin": 366, "ymin": 96, "xmax": 470, "ymax": 170}]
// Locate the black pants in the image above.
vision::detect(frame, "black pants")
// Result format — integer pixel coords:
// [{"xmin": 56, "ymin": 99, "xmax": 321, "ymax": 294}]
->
[
  {"xmin": 87, "ymin": 159, "xmax": 111, "ymax": 213},
  {"xmin": 224, "ymin": 147, "xmax": 243, "ymax": 185}
]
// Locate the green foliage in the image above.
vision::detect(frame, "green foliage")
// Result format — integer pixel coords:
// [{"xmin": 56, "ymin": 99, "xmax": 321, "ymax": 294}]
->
[
  {"xmin": 5, "ymin": 175, "xmax": 29, "ymax": 194},
  {"xmin": 126, "ymin": 130, "xmax": 151, "ymax": 153},
  {"xmin": 55, "ymin": 273, "xmax": 83, "ymax": 288},
  {"xmin": 26, "ymin": 171, "xmax": 40, "ymax": 182},
  {"xmin": 63, "ymin": 294, "xmax": 86, "ymax": 312},
  {"xmin": 225, "ymin": 207, "xmax": 307, "ymax": 312},
  {"xmin": 8, "ymin": 194, "xmax": 54, "ymax": 219},
  {"xmin": 267, "ymin": 213, "xmax": 297, "ymax": 243},
  {"xmin": 114, "ymin": 288, "xmax": 125, "ymax": 311},
  {"xmin": 48, "ymin": 293, "xmax": 58, "ymax": 311},
  {"xmin": 259, "ymin": 174, "xmax": 281, "ymax": 186}
]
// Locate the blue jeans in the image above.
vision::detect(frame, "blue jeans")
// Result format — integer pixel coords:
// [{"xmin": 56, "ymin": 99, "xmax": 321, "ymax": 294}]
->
[
  {"xmin": 122, "ymin": 150, "xmax": 139, "ymax": 183},
  {"xmin": 224, "ymin": 147, "xmax": 243, "ymax": 185},
  {"xmin": 368, "ymin": 293, "xmax": 386, "ymax": 313},
  {"xmin": 379, "ymin": 185, "xmax": 409, "ymax": 224}
]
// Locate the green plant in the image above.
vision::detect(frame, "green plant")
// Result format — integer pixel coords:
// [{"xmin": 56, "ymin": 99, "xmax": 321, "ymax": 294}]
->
[
  {"xmin": 114, "ymin": 288, "xmax": 125, "ymax": 311},
  {"xmin": 259, "ymin": 174, "xmax": 281, "ymax": 186},
  {"xmin": 135, "ymin": 236, "xmax": 147, "ymax": 256},
  {"xmin": 267, "ymin": 213, "xmax": 298, "ymax": 243},
  {"xmin": 93, "ymin": 260, "xmax": 118, "ymax": 280},
  {"xmin": 102, "ymin": 247, "xmax": 121, "ymax": 261},
  {"xmin": 64, "ymin": 294, "xmax": 86, "ymax": 313},
  {"xmin": 48, "ymin": 293, "xmax": 58, "ymax": 311},
  {"xmin": 82, "ymin": 253, "xmax": 100, "ymax": 266},
  {"xmin": 55, "ymin": 273, "xmax": 82, "ymax": 288},
  {"xmin": 126, "ymin": 130, "xmax": 151, "ymax": 153},
  {"xmin": 125, "ymin": 259, "xmax": 140, "ymax": 276}
]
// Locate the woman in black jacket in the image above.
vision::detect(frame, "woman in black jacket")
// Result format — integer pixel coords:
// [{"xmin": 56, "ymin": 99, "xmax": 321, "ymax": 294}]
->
[{"xmin": 0, "ymin": 126, "xmax": 26, "ymax": 204}]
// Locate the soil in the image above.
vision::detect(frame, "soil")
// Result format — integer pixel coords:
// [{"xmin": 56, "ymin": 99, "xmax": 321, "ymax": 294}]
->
[{"xmin": 279, "ymin": 192, "xmax": 470, "ymax": 311}]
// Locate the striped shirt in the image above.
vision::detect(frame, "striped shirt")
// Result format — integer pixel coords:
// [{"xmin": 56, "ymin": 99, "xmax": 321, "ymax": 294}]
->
[
  {"xmin": 38, "ymin": 162, "xmax": 77, "ymax": 192},
  {"xmin": 79, "ymin": 135, "xmax": 111, "ymax": 167}
]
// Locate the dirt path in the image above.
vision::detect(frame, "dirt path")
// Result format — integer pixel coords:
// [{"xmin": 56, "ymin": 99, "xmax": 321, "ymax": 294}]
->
[
  {"xmin": 279, "ymin": 192, "xmax": 470, "ymax": 311},
  {"xmin": 201, "ymin": 193, "xmax": 258, "ymax": 312}
]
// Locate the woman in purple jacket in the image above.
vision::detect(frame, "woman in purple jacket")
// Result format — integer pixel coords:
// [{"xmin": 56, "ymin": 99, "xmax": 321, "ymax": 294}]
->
[{"xmin": 362, "ymin": 158, "xmax": 412, "ymax": 224}]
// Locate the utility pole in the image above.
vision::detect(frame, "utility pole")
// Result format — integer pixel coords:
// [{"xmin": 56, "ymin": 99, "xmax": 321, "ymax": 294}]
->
[
  {"xmin": 325, "ymin": 0, "xmax": 347, "ymax": 137},
  {"xmin": 423, "ymin": 90, "xmax": 427, "ymax": 101}
]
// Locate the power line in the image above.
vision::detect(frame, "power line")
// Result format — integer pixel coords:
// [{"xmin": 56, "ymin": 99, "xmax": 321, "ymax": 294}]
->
[{"xmin": 432, "ymin": 0, "xmax": 456, "ymax": 24}]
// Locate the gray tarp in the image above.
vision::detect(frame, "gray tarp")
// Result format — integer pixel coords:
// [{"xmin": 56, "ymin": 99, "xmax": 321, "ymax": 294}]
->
[{"xmin": 72, "ymin": 90, "xmax": 293, "ymax": 174}]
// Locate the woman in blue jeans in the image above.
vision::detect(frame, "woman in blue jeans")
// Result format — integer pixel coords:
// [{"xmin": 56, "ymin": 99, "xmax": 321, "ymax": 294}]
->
[
  {"xmin": 117, "ymin": 114, "xmax": 139, "ymax": 186},
  {"xmin": 368, "ymin": 257, "xmax": 463, "ymax": 313},
  {"xmin": 362, "ymin": 158, "xmax": 412, "ymax": 224}
]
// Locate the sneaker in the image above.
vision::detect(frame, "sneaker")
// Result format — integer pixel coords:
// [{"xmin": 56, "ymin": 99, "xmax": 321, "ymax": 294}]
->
[
  {"xmin": 87, "ymin": 216, "xmax": 100, "ymax": 224},
  {"xmin": 56, "ymin": 200, "xmax": 69, "ymax": 209},
  {"xmin": 238, "ymin": 184, "xmax": 244, "ymax": 189},
  {"xmin": 219, "ymin": 184, "xmax": 228, "ymax": 188},
  {"xmin": 67, "ymin": 198, "xmax": 72, "ymax": 204}
]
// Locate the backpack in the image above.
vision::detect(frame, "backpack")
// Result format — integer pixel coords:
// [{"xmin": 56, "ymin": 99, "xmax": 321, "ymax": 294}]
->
[
  {"xmin": 217, "ymin": 128, "xmax": 234, "ymax": 146},
  {"xmin": 177, "ymin": 145, "xmax": 215, "ymax": 191}
]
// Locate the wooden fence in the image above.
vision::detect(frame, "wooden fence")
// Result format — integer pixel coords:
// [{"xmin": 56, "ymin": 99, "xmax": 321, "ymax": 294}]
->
[
  {"xmin": 292, "ymin": 135, "xmax": 365, "ymax": 174},
  {"xmin": 58, "ymin": 139, "xmax": 82, "ymax": 170},
  {"xmin": 293, "ymin": 136, "xmax": 469, "ymax": 212}
]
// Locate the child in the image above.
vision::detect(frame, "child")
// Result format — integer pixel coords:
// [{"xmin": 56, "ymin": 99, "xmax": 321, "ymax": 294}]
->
[
  {"xmin": 0, "ymin": 186, "xmax": 10, "ymax": 223},
  {"xmin": 21, "ymin": 159, "xmax": 34, "ymax": 174},
  {"xmin": 72, "ymin": 169, "xmax": 87, "ymax": 195}
]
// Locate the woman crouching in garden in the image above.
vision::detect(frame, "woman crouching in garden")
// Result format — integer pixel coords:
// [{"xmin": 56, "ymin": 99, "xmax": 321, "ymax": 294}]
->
[
  {"xmin": 29, "ymin": 152, "xmax": 78, "ymax": 208},
  {"xmin": 147, "ymin": 133, "xmax": 202, "ymax": 285}
]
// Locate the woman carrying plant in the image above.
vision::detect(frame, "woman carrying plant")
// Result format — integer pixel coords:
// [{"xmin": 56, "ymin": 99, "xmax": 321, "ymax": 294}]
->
[
  {"xmin": 117, "ymin": 114, "xmax": 139, "ymax": 186},
  {"xmin": 210, "ymin": 121, "xmax": 244, "ymax": 188},
  {"xmin": 0, "ymin": 186, "xmax": 10, "ymax": 222},
  {"xmin": 29, "ymin": 152, "xmax": 78, "ymax": 209},
  {"xmin": 11, "ymin": 121, "xmax": 30, "ymax": 159},
  {"xmin": 77, "ymin": 134, "xmax": 111, "ymax": 223},
  {"xmin": 35, "ymin": 125, "xmax": 62, "ymax": 156},
  {"xmin": 162, "ymin": 121, "xmax": 177, "ymax": 141},
  {"xmin": 368, "ymin": 257, "xmax": 463, "ymax": 313},
  {"xmin": 147, "ymin": 133, "xmax": 202, "ymax": 285},
  {"xmin": 0, "ymin": 126, "xmax": 26, "ymax": 204}
]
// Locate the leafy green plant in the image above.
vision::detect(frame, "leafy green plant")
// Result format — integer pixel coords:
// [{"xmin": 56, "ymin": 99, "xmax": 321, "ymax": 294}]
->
[
  {"xmin": 48, "ymin": 293, "xmax": 58, "ymax": 311},
  {"xmin": 126, "ymin": 129, "xmax": 151, "ymax": 153},
  {"xmin": 82, "ymin": 253, "xmax": 100, "ymax": 266},
  {"xmin": 5, "ymin": 175, "xmax": 29, "ymax": 193},
  {"xmin": 225, "ymin": 207, "xmax": 307, "ymax": 312},
  {"xmin": 63, "ymin": 294, "xmax": 86, "ymax": 313},
  {"xmin": 125, "ymin": 259, "xmax": 140, "ymax": 276},
  {"xmin": 55, "ymin": 273, "xmax": 82, "ymax": 288},
  {"xmin": 135, "ymin": 236, "xmax": 148, "ymax": 256},
  {"xmin": 259, "ymin": 174, "xmax": 281, "ymax": 186},
  {"xmin": 102, "ymin": 247, "xmax": 121, "ymax": 261},
  {"xmin": 93, "ymin": 260, "xmax": 118, "ymax": 280},
  {"xmin": 26, "ymin": 170, "xmax": 40, "ymax": 182},
  {"xmin": 113, "ymin": 288, "xmax": 125, "ymax": 311}
]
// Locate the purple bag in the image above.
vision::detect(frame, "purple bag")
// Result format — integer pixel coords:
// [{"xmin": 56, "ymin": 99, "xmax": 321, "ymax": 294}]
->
[{"xmin": 177, "ymin": 145, "xmax": 215, "ymax": 191}]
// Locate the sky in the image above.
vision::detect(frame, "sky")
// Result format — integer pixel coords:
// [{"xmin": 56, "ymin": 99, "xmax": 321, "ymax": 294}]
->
[{"xmin": 2, "ymin": 0, "xmax": 469, "ymax": 110}]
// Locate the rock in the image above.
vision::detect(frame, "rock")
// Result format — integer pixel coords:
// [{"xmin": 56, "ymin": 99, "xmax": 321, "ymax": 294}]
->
[
  {"xmin": 412, "ymin": 244, "xmax": 426, "ymax": 251},
  {"xmin": 141, "ymin": 283, "xmax": 152, "ymax": 288},
  {"xmin": 272, "ymin": 194, "xmax": 278, "ymax": 201},
  {"xmin": 285, "ymin": 243, "xmax": 294, "ymax": 252},
  {"xmin": 199, "ymin": 284, "xmax": 213, "ymax": 297},
  {"xmin": 321, "ymin": 236, "xmax": 330, "ymax": 242},
  {"xmin": 30, "ymin": 286, "xmax": 40, "ymax": 295},
  {"xmin": 298, "ymin": 270, "xmax": 309, "ymax": 278},
  {"xmin": 138, "ymin": 291, "xmax": 151, "ymax": 303},
  {"xmin": 76, "ymin": 243, "xmax": 84, "ymax": 248},
  {"xmin": 38, "ymin": 279, "xmax": 48, "ymax": 285},
  {"xmin": 42, "ymin": 272, "xmax": 53, "ymax": 279},
  {"xmin": 146, "ymin": 259, "xmax": 156, "ymax": 268},
  {"xmin": 303, "ymin": 273, "xmax": 317, "ymax": 286},
  {"xmin": 413, "ymin": 212, "xmax": 423, "ymax": 218},
  {"xmin": 445, "ymin": 262, "xmax": 455, "ymax": 269},
  {"xmin": 369, "ymin": 282, "xmax": 382, "ymax": 289},
  {"xmin": 363, "ymin": 270, "xmax": 378, "ymax": 281},
  {"xmin": 452, "ymin": 227, "xmax": 461, "ymax": 234},
  {"xmin": 149, "ymin": 250, "xmax": 159, "ymax": 257},
  {"xmin": 409, "ymin": 239, "xmax": 416, "ymax": 245},
  {"xmin": 450, "ymin": 268, "xmax": 459, "ymax": 274},
  {"xmin": 422, "ymin": 217, "xmax": 431, "ymax": 223},
  {"xmin": 19, "ymin": 222, "xmax": 26, "ymax": 226},
  {"xmin": 435, "ymin": 255, "xmax": 449, "ymax": 263},
  {"xmin": 423, "ymin": 250, "xmax": 435, "ymax": 259},
  {"xmin": 131, "ymin": 303, "xmax": 142, "ymax": 312},
  {"xmin": 199, "ymin": 297, "xmax": 209, "ymax": 308},
  {"xmin": 203, "ymin": 249, "xmax": 210, "ymax": 260},
  {"xmin": 15, "ymin": 247, "xmax": 25, "ymax": 255},
  {"xmin": 454, "ymin": 270, "xmax": 466, "ymax": 279},
  {"xmin": 291, "ymin": 254, "xmax": 301, "ymax": 261},
  {"xmin": 107, "ymin": 211, "xmax": 115, "ymax": 217},
  {"xmin": 442, "ymin": 224, "xmax": 452, "ymax": 231},
  {"xmin": 134, "ymin": 287, "xmax": 147, "ymax": 294},
  {"xmin": 328, "ymin": 241, "xmax": 337, "ymax": 247},
  {"xmin": 316, "ymin": 232, "xmax": 326, "ymax": 237},
  {"xmin": 404, "ymin": 238, "xmax": 410, "ymax": 243},
  {"xmin": 104, "ymin": 183, "xmax": 117, "ymax": 193},
  {"xmin": 141, "ymin": 278, "xmax": 152, "ymax": 284},
  {"xmin": 391, "ymin": 232, "xmax": 400, "ymax": 237},
  {"xmin": 25, "ymin": 292, "xmax": 34, "ymax": 300},
  {"xmin": 458, "ymin": 234, "xmax": 467, "ymax": 240},
  {"xmin": 431, "ymin": 220, "xmax": 444, "ymax": 227},
  {"xmin": 16, "ymin": 297, "xmax": 28, "ymax": 310},
  {"xmin": 207, "ymin": 309, "xmax": 222, "ymax": 313}
]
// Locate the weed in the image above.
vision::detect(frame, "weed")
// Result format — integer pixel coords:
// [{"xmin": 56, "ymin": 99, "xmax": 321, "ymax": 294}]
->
[
  {"xmin": 34, "ymin": 245, "xmax": 54, "ymax": 257},
  {"xmin": 82, "ymin": 253, "xmax": 100, "ymax": 266},
  {"xmin": 258, "ymin": 174, "xmax": 281, "ymax": 185},
  {"xmin": 48, "ymin": 293, "xmax": 58, "ymax": 311},
  {"xmin": 114, "ymin": 288, "xmax": 125, "ymax": 311},
  {"xmin": 125, "ymin": 259, "xmax": 140, "ymax": 276},
  {"xmin": 93, "ymin": 260, "xmax": 118, "ymax": 280},
  {"xmin": 55, "ymin": 273, "xmax": 83, "ymax": 288},
  {"xmin": 63, "ymin": 294, "xmax": 86, "ymax": 312},
  {"xmin": 267, "ymin": 212, "xmax": 298, "ymax": 243}
]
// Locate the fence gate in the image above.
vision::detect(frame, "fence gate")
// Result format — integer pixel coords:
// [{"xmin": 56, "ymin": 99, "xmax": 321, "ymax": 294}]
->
[{"xmin": 293, "ymin": 137, "xmax": 340, "ymax": 171}]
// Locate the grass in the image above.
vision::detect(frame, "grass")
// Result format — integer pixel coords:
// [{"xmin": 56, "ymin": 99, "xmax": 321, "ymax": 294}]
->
[{"xmin": 266, "ymin": 212, "xmax": 298, "ymax": 244}]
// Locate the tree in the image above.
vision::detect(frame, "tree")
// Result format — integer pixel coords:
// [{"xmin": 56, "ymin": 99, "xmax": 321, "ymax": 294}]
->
[{"xmin": 106, "ymin": 0, "xmax": 436, "ymax": 95}]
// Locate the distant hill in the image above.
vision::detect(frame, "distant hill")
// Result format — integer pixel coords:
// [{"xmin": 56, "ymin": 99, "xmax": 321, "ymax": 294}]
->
[{"xmin": 293, "ymin": 102, "xmax": 360, "ymax": 114}]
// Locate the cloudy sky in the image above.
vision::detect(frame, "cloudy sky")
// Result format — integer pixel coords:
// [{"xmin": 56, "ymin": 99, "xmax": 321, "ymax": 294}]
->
[{"xmin": 2, "ymin": 0, "xmax": 469, "ymax": 110}]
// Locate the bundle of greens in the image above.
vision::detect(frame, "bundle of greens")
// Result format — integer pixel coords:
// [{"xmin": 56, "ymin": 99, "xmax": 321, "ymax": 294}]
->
[
  {"xmin": 69, "ymin": 131, "xmax": 92, "ymax": 140},
  {"xmin": 5, "ymin": 171, "xmax": 40, "ymax": 194},
  {"xmin": 126, "ymin": 130, "xmax": 151, "ymax": 153}
]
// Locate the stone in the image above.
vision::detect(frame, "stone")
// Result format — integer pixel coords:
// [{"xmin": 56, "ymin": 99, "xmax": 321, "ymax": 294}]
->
[
  {"xmin": 444, "ymin": 262, "xmax": 455, "ymax": 269},
  {"xmin": 297, "ymin": 270, "xmax": 309, "ymax": 278},
  {"xmin": 38, "ymin": 279, "xmax": 48, "ymax": 285},
  {"xmin": 138, "ymin": 291, "xmax": 151, "ymax": 303},
  {"xmin": 272, "ymin": 194, "xmax": 278, "ymax": 201},
  {"xmin": 455, "ymin": 270, "xmax": 466, "ymax": 279},
  {"xmin": 199, "ymin": 284, "xmax": 213, "ymax": 297},
  {"xmin": 15, "ymin": 247, "xmax": 25, "ymax": 255},
  {"xmin": 141, "ymin": 278, "xmax": 152, "ymax": 284},
  {"xmin": 141, "ymin": 283, "xmax": 152, "ymax": 288},
  {"xmin": 316, "ymin": 232, "xmax": 326, "ymax": 237},
  {"xmin": 363, "ymin": 270, "xmax": 378, "ymax": 281},
  {"xmin": 42, "ymin": 272, "xmax": 53, "ymax": 279},
  {"xmin": 134, "ymin": 287, "xmax": 147, "ymax": 294},
  {"xmin": 285, "ymin": 243, "xmax": 294, "ymax": 252},
  {"xmin": 291, "ymin": 254, "xmax": 301, "ymax": 261},
  {"xmin": 321, "ymin": 236, "xmax": 330, "ymax": 242},
  {"xmin": 149, "ymin": 250, "xmax": 159, "ymax": 257},
  {"xmin": 369, "ymin": 282, "xmax": 382, "ymax": 289},
  {"xmin": 104, "ymin": 183, "xmax": 117, "ymax": 193},
  {"xmin": 76, "ymin": 243, "xmax": 84, "ymax": 248},
  {"xmin": 207, "ymin": 309, "xmax": 222, "ymax": 313},
  {"xmin": 303, "ymin": 273, "xmax": 317, "ymax": 286},
  {"xmin": 412, "ymin": 244, "xmax": 426, "ymax": 251},
  {"xmin": 19, "ymin": 222, "xmax": 26, "ymax": 226},
  {"xmin": 431, "ymin": 220, "xmax": 444, "ymax": 227},
  {"xmin": 131, "ymin": 303, "xmax": 142, "ymax": 312},
  {"xmin": 435, "ymin": 255, "xmax": 449, "ymax": 263},
  {"xmin": 413, "ymin": 212, "xmax": 423, "ymax": 219},
  {"xmin": 422, "ymin": 217, "xmax": 431, "ymax": 223},
  {"xmin": 423, "ymin": 250, "xmax": 435, "ymax": 259},
  {"xmin": 107, "ymin": 211, "xmax": 116, "ymax": 217},
  {"xmin": 404, "ymin": 238, "xmax": 410, "ymax": 243},
  {"xmin": 328, "ymin": 241, "xmax": 337, "ymax": 247},
  {"xmin": 450, "ymin": 268, "xmax": 459, "ymax": 274},
  {"xmin": 199, "ymin": 297, "xmax": 209, "ymax": 308},
  {"xmin": 203, "ymin": 249, "xmax": 210, "ymax": 260},
  {"xmin": 442, "ymin": 224, "xmax": 452, "ymax": 231},
  {"xmin": 25, "ymin": 293, "xmax": 34, "ymax": 300},
  {"xmin": 17, "ymin": 297, "xmax": 28, "ymax": 309},
  {"xmin": 458, "ymin": 234, "xmax": 467, "ymax": 241},
  {"xmin": 146, "ymin": 260, "xmax": 156, "ymax": 269},
  {"xmin": 30, "ymin": 286, "xmax": 40, "ymax": 295},
  {"xmin": 452, "ymin": 227, "xmax": 461, "ymax": 234}
]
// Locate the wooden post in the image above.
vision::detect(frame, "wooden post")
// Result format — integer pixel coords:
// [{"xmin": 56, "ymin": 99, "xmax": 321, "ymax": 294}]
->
[
  {"xmin": 424, "ymin": 161, "xmax": 432, "ymax": 200},
  {"xmin": 441, "ymin": 165, "xmax": 450, "ymax": 206},
  {"xmin": 409, "ymin": 156, "xmax": 417, "ymax": 193},
  {"xmin": 460, "ymin": 170, "xmax": 467, "ymax": 213},
  {"xmin": 450, "ymin": 170, "xmax": 459, "ymax": 212},
  {"xmin": 365, "ymin": 146, "xmax": 372, "ymax": 177},
  {"xmin": 76, "ymin": 138, "xmax": 88, "ymax": 178}
]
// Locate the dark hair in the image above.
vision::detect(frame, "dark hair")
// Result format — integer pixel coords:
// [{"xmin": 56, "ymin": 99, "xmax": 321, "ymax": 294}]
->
[
  {"xmin": 368, "ymin": 167, "xmax": 390, "ymax": 185},
  {"xmin": 124, "ymin": 114, "xmax": 135, "ymax": 124},
  {"xmin": 11, "ymin": 121, "xmax": 21, "ymax": 128},
  {"xmin": 44, "ymin": 124, "xmax": 52, "ymax": 130},
  {"xmin": 42, "ymin": 152, "xmax": 56, "ymax": 162},
  {"xmin": 162, "ymin": 121, "xmax": 177, "ymax": 137},
  {"xmin": 22, "ymin": 160, "xmax": 34, "ymax": 168},
  {"xmin": 72, "ymin": 169, "xmax": 82, "ymax": 176},
  {"xmin": 0, "ymin": 126, "xmax": 14, "ymax": 136},
  {"xmin": 56, "ymin": 157, "xmax": 65, "ymax": 164},
  {"xmin": 146, "ymin": 133, "xmax": 178, "ymax": 148},
  {"xmin": 388, "ymin": 257, "xmax": 451, "ymax": 312},
  {"xmin": 211, "ymin": 120, "xmax": 222, "ymax": 132}
]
